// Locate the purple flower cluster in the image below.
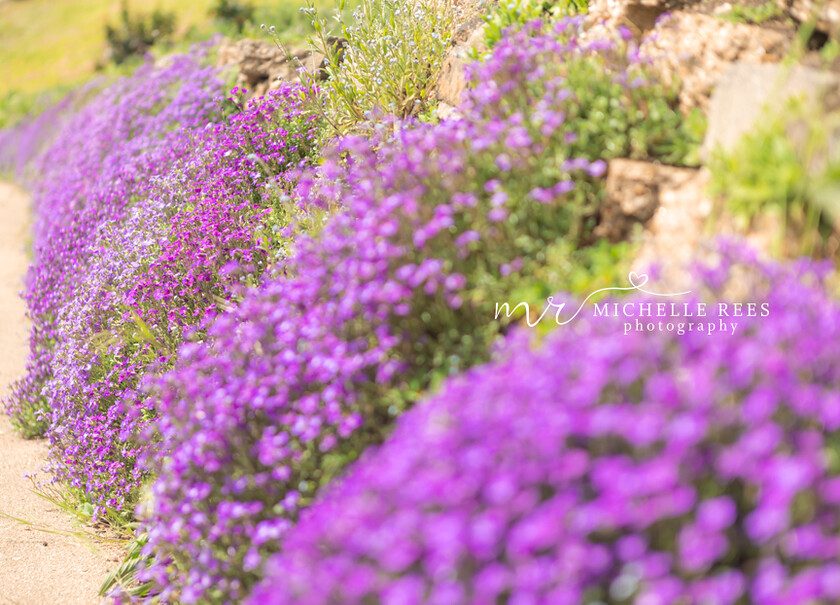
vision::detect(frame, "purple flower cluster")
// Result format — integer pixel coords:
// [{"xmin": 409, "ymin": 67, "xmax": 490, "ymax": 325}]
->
[
  {"xmin": 3, "ymin": 46, "xmax": 228, "ymax": 436},
  {"xmin": 0, "ymin": 83, "xmax": 93, "ymax": 179},
  {"xmin": 2, "ymin": 16, "xmax": 706, "ymax": 603},
  {"xmin": 132, "ymin": 21, "xmax": 697, "ymax": 604},
  {"xmin": 248, "ymin": 250, "xmax": 840, "ymax": 605},
  {"xmin": 42, "ymin": 83, "xmax": 320, "ymax": 512}
]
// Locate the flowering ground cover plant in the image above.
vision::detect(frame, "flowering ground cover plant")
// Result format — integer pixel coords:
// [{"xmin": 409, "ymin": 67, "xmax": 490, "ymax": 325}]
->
[
  {"xmin": 0, "ymin": 6, "xmax": 742, "ymax": 604},
  {"xmin": 2, "ymin": 45, "xmax": 228, "ymax": 437},
  {"xmin": 128, "ymin": 18, "xmax": 701, "ymax": 603},
  {"xmin": 43, "ymin": 83, "xmax": 321, "ymax": 514},
  {"xmin": 246, "ymin": 247, "xmax": 840, "ymax": 605},
  {"xmin": 0, "ymin": 83, "xmax": 91, "ymax": 178}
]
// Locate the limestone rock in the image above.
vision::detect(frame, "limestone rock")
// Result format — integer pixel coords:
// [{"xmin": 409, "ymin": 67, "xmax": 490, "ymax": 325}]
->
[
  {"xmin": 437, "ymin": 54, "xmax": 470, "ymax": 107},
  {"xmin": 640, "ymin": 13, "xmax": 790, "ymax": 111},
  {"xmin": 702, "ymin": 62, "xmax": 840, "ymax": 160},
  {"xmin": 435, "ymin": 18, "xmax": 486, "ymax": 107},
  {"xmin": 452, "ymin": 0, "xmax": 492, "ymax": 26},
  {"xmin": 779, "ymin": 0, "xmax": 840, "ymax": 37},
  {"xmin": 605, "ymin": 161, "xmax": 786, "ymax": 291},
  {"xmin": 586, "ymin": 0, "xmax": 682, "ymax": 39},
  {"xmin": 627, "ymin": 165, "xmax": 713, "ymax": 291},
  {"xmin": 595, "ymin": 159, "xmax": 701, "ymax": 243},
  {"xmin": 216, "ymin": 38, "xmax": 323, "ymax": 98},
  {"xmin": 435, "ymin": 101, "xmax": 462, "ymax": 120},
  {"xmin": 453, "ymin": 16, "xmax": 486, "ymax": 44}
]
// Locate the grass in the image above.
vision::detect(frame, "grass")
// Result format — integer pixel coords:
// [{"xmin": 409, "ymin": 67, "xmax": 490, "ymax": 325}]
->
[{"xmin": 0, "ymin": 0, "xmax": 320, "ymax": 97}]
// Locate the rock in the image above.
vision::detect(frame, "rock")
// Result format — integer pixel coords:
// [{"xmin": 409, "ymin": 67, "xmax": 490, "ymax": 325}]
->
[
  {"xmin": 436, "ymin": 54, "xmax": 470, "ymax": 107},
  {"xmin": 595, "ymin": 159, "xmax": 700, "ymax": 243},
  {"xmin": 603, "ymin": 161, "xmax": 788, "ymax": 291},
  {"xmin": 451, "ymin": 0, "xmax": 494, "ymax": 29},
  {"xmin": 586, "ymin": 0, "xmax": 691, "ymax": 39},
  {"xmin": 216, "ymin": 38, "xmax": 324, "ymax": 98},
  {"xmin": 640, "ymin": 13, "xmax": 790, "ymax": 111},
  {"xmin": 435, "ymin": 101, "xmax": 462, "ymax": 120},
  {"xmin": 778, "ymin": 0, "xmax": 840, "ymax": 37},
  {"xmin": 593, "ymin": 159, "xmax": 718, "ymax": 291},
  {"xmin": 701, "ymin": 62, "xmax": 840, "ymax": 160},
  {"xmin": 453, "ymin": 16, "xmax": 486, "ymax": 44},
  {"xmin": 622, "ymin": 3, "xmax": 670, "ymax": 32},
  {"xmin": 435, "ymin": 19, "xmax": 487, "ymax": 107},
  {"xmin": 625, "ymin": 165, "xmax": 715, "ymax": 291}
]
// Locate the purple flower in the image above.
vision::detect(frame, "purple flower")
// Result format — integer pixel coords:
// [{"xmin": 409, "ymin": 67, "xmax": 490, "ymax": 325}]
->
[
  {"xmin": 0, "ymin": 17, "xmax": 718, "ymax": 604},
  {"xmin": 248, "ymin": 250, "xmax": 840, "ymax": 605},
  {"xmin": 618, "ymin": 25, "xmax": 634, "ymax": 41},
  {"xmin": 588, "ymin": 159, "xmax": 607, "ymax": 178}
]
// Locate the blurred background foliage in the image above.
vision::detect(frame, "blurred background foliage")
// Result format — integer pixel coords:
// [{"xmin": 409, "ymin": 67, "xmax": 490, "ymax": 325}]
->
[{"xmin": 0, "ymin": 0, "xmax": 327, "ymax": 125}]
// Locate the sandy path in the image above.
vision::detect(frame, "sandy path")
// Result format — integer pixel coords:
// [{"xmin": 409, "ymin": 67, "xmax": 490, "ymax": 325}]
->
[{"xmin": 0, "ymin": 181, "xmax": 120, "ymax": 605}]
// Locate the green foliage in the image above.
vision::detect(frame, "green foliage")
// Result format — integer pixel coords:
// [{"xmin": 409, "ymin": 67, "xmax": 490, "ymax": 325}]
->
[
  {"xmin": 709, "ymin": 99, "xmax": 840, "ymax": 257},
  {"xmin": 195, "ymin": 2, "xmax": 334, "ymax": 46},
  {"xmin": 271, "ymin": 0, "xmax": 453, "ymax": 135},
  {"xmin": 210, "ymin": 0, "xmax": 256, "ymax": 34},
  {"xmin": 1, "ymin": 89, "xmax": 48, "ymax": 130},
  {"xmin": 820, "ymin": 38, "xmax": 840, "ymax": 65},
  {"xmin": 710, "ymin": 118, "xmax": 804, "ymax": 217},
  {"xmin": 480, "ymin": 0, "xmax": 586, "ymax": 51},
  {"xmin": 718, "ymin": 1, "xmax": 782, "ymax": 24},
  {"xmin": 561, "ymin": 54, "xmax": 704, "ymax": 166},
  {"xmin": 8, "ymin": 393, "xmax": 47, "ymax": 438},
  {"xmin": 0, "ymin": 0, "xmax": 321, "ymax": 96},
  {"xmin": 252, "ymin": 3, "xmax": 323, "ymax": 41},
  {"xmin": 104, "ymin": 1, "xmax": 177, "ymax": 66},
  {"xmin": 99, "ymin": 531, "xmax": 153, "ymax": 600}
]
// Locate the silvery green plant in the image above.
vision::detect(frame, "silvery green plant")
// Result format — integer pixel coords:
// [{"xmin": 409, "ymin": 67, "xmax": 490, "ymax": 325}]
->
[{"xmin": 272, "ymin": 0, "xmax": 453, "ymax": 134}]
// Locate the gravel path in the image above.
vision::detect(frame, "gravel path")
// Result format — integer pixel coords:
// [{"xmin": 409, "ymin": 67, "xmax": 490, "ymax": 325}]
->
[{"xmin": 0, "ymin": 181, "xmax": 121, "ymax": 605}]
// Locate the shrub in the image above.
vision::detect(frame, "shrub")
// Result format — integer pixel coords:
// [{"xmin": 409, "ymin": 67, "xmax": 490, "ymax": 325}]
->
[
  {"xmin": 3, "ymin": 46, "xmax": 226, "ymax": 437},
  {"xmin": 710, "ymin": 115, "xmax": 806, "ymax": 219},
  {"xmin": 709, "ymin": 99, "xmax": 840, "ymax": 258},
  {"xmin": 105, "ymin": 1, "xmax": 177, "ymax": 66},
  {"xmin": 131, "ymin": 19, "xmax": 700, "ymax": 604},
  {"xmin": 249, "ymin": 247, "xmax": 840, "ymax": 605},
  {"xmin": 281, "ymin": 0, "xmax": 453, "ymax": 134}
]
